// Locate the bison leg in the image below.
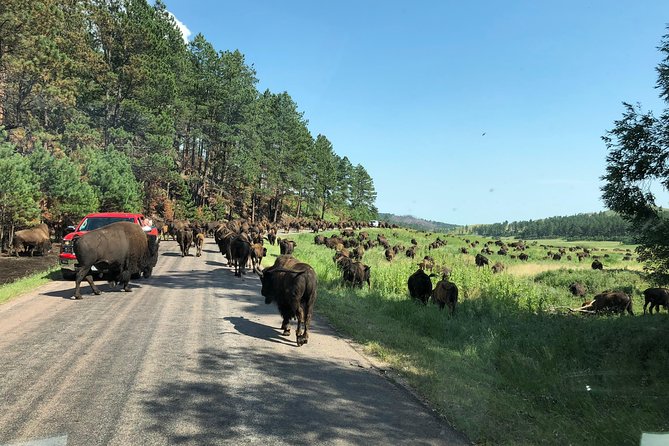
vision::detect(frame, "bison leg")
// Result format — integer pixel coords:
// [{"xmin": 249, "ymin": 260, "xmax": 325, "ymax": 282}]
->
[
  {"xmin": 644, "ymin": 300, "xmax": 650, "ymax": 315},
  {"xmin": 295, "ymin": 304, "xmax": 308, "ymax": 347},
  {"xmin": 73, "ymin": 267, "xmax": 100, "ymax": 299},
  {"xmin": 280, "ymin": 316, "xmax": 291, "ymax": 336}
]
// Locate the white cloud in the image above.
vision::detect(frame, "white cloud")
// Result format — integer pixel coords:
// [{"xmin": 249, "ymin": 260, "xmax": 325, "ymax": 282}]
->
[{"xmin": 168, "ymin": 11, "xmax": 191, "ymax": 44}]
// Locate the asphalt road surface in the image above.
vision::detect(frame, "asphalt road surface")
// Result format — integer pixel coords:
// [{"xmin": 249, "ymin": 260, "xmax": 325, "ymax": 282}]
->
[{"xmin": 0, "ymin": 239, "xmax": 469, "ymax": 446}]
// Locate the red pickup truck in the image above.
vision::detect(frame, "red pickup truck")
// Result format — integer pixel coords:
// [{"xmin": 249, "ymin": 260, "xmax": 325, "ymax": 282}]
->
[{"xmin": 59, "ymin": 212, "xmax": 159, "ymax": 279}]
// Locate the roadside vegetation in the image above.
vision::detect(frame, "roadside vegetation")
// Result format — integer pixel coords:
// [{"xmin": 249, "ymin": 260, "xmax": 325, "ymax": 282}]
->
[
  {"xmin": 270, "ymin": 228, "xmax": 669, "ymax": 446},
  {"xmin": 0, "ymin": 267, "xmax": 59, "ymax": 305}
]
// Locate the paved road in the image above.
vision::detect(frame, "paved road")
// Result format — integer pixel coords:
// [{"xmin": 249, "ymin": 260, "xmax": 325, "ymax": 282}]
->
[{"xmin": 0, "ymin": 239, "xmax": 468, "ymax": 445}]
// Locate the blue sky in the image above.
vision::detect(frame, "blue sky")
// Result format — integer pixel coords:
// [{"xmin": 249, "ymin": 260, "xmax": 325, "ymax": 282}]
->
[{"xmin": 163, "ymin": 1, "xmax": 669, "ymax": 225}]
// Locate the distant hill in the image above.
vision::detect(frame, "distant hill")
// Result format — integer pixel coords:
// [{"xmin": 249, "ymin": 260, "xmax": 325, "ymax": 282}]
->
[{"xmin": 377, "ymin": 213, "xmax": 458, "ymax": 233}]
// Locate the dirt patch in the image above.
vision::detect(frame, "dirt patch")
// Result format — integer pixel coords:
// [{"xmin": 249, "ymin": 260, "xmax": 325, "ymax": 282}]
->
[{"xmin": 0, "ymin": 244, "xmax": 60, "ymax": 285}]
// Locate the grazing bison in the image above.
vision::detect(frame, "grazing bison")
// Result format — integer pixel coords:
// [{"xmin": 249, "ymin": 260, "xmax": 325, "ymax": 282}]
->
[
  {"xmin": 643, "ymin": 287, "xmax": 669, "ymax": 314},
  {"xmin": 475, "ymin": 253, "xmax": 489, "ymax": 268},
  {"xmin": 255, "ymin": 256, "xmax": 317, "ymax": 347},
  {"xmin": 11, "ymin": 223, "xmax": 51, "ymax": 257},
  {"xmin": 569, "ymin": 282, "xmax": 587, "ymax": 297},
  {"xmin": 72, "ymin": 222, "xmax": 160, "ymax": 299},
  {"xmin": 591, "ymin": 259, "xmax": 603, "ymax": 270},
  {"xmin": 408, "ymin": 269, "xmax": 434, "ymax": 305},
  {"xmin": 491, "ymin": 262, "xmax": 505, "ymax": 274},
  {"xmin": 432, "ymin": 279, "xmax": 458, "ymax": 314},
  {"xmin": 574, "ymin": 291, "xmax": 633, "ymax": 315}
]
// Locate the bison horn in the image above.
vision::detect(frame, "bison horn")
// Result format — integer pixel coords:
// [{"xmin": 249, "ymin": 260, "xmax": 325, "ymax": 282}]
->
[{"xmin": 254, "ymin": 265, "xmax": 264, "ymax": 278}]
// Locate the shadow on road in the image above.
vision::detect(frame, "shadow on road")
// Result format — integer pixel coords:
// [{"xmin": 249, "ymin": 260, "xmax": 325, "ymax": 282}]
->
[
  {"xmin": 223, "ymin": 316, "xmax": 295, "ymax": 347},
  {"xmin": 143, "ymin": 348, "xmax": 458, "ymax": 445}
]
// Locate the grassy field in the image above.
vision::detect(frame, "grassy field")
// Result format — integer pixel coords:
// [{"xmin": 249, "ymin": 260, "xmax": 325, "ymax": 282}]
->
[{"xmin": 270, "ymin": 229, "xmax": 668, "ymax": 445}]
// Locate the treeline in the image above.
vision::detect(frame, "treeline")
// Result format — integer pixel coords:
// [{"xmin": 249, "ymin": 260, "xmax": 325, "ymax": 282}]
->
[
  {"xmin": 466, "ymin": 212, "xmax": 632, "ymax": 241},
  {"xmin": 0, "ymin": 0, "xmax": 377, "ymax": 236},
  {"xmin": 377, "ymin": 213, "xmax": 458, "ymax": 233}
]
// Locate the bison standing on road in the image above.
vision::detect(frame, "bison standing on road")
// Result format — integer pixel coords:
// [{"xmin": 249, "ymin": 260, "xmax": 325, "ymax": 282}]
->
[
  {"xmin": 72, "ymin": 221, "xmax": 160, "ymax": 299},
  {"xmin": 255, "ymin": 256, "xmax": 317, "ymax": 347},
  {"xmin": 643, "ymin": 287, "xmax": 669, "ymax": 314},
  {"xmin": 176, "ymin": 226, "xmax": 193, "ymax": 257}
]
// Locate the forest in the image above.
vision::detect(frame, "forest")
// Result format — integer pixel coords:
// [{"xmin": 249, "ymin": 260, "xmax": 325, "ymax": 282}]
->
[
  {"xmin": 465, "ymin": 211, "xmax": 632, "ymax": 241},
  {"xmin": 0, "ymin": 0, "xmax": 378, "ymax": 243}
]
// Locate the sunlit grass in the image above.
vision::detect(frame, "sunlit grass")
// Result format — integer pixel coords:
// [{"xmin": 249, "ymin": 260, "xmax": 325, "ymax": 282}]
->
[
  {"xmin": 0, "ymin": 267, "xmax": 59, "ymax": 305},
  {"xmin": 284, "ymin": 227, "xmax": 669, "ymax": 445}
]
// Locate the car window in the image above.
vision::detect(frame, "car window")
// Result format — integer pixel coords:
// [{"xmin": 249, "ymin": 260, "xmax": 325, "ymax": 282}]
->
[{"xmin": 78, "ymin": 217, "xmax": 135, "ymax": 231}]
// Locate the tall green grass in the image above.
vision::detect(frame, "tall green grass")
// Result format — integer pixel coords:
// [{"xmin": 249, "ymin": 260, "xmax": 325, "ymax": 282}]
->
[{"xmin": 274, "ymin": 229, "xmax": 669, "ymax": 445}]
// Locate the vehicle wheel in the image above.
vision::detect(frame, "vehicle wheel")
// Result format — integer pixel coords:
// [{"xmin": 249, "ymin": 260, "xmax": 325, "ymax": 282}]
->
[{"xmin": 61, "ymin": 269, "xmax": 76, "ymax": 281}]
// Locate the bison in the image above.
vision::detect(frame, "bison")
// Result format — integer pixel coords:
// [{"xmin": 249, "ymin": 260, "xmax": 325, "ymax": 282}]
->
[
  {"xmin": 475, "ymin": 253, "xmax": 489, "ymax": 268},
  {"xmin": 195, "ymin": 232, "xmax": 205, "ymax": 257},
  {"xmin": 279, "ymin": 238, "xmax": 297, "ymax": 255},
  {"xmin": 408, "ymin": 269, "xmax": 434, "ymax": 305},
  {"xmin": 643, "ymin": 287, "xmax": 669, "ymax": 314},
  {"xmin": 569, "ymin": 282, "xmax": 587, "ymax": 297},
  {"xmin": 591, "ymin": 259, "xmax": 603, "ymax": 270},
  {"xmin": 573, "ymin": 291, "xmax": 633, "ymax": 315},
  {"xmin": 11, "ymin": 223, "xmax": 51, "ymax": 257},
  {"xmin": 491, "ymin": 262, "xmax": 505, "ymax": 274},
  {"xmin": 176, "ymin": 226, "xmax": 193, "ymax": 257},
  {"xmin": 432, "ymin": 279, "xmax": 458, "ymax": 314},
  {"xmin": 72, "ymin": 222, "xmax": 160, "ymax": 299},
  {"xmin": 341, "ymin": 260, "xmax": 371, "ymax": 288},
  {"xmin": 255, "ymin": 256, "xmax": 317, "ymax": 347}
]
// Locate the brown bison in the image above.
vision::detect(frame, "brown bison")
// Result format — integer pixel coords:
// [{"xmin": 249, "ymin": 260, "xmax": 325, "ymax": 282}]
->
[
  {"xmin": 491, "ymin": 262, "xmax": 505, "ymax": 274},
  {"xmin": 341, "ymin": 260, "xmax": 371, "ymax": 288},
  {"xmin": 195, "ymin": 232, "xmax": 205, "ymax": 257},
  {"xmin": 11, "ymin": 223, "xmax": 51, "ymax": 257},
  {"xmin": 255, "ymin": 256, "xmax": 317, "ymax": 347},
  {"xmin": 72, "ymin": 222, "xmax": 160, "ymax": 299},
  {"xmin": 591, "ymin": 259, "xmax": 603, "ymax": 270},
  {"xmin": 176, "ymin": 226, "xmax": 193, "ymax": 257},
  {"xmin": 279, "ymin": 238, "xmax": 297, "ymax": 255},
  {"xmin": 432, "ymin": 279, "xmax": 458, "ymax": 314},
  {"xmin": 643, "ymin": 287, "xmax": 669, "ymax": 314},
  {"xmin": 569, "ymin": 282, "xmax": 587, "ymax": 297},
  {"xmin": 573, "ymin": 291, "xmax": 633, "ymax": 315}
]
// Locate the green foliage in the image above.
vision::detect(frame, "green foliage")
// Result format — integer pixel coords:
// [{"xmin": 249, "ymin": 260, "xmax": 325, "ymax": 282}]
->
[
  {"xmin": 601, "ymin": 29, "xmax": 669, "ymax": 279},
  {"xmin": 29, "ymin": 147, "xmax": 98, "ymax": 223},
  {"xmin": 471, "ymin": 211, "xmax": 631, "ymax": 241},
  {"xmin": 0, "ymin": 141, "xmax": 41, "ymax": 229},
  {"xmin": 0, "ymin": 0, "xmax": 378, "ymax": 223},
  {"xmin": 81, "ymin": 148, "xmax": 142, "ymax": 212}
]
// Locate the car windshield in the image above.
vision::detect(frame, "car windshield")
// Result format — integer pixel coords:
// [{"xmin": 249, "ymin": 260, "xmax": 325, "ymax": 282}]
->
[{"xmin": 78, "ymin": 217, "xmax": 135, "ymax": 231}]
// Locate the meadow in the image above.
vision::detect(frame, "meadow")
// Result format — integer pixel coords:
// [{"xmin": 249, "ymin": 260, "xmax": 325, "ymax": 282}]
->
[{"xmin": 269, "ymin": 228, "xmax": 668, "ymax": 446}]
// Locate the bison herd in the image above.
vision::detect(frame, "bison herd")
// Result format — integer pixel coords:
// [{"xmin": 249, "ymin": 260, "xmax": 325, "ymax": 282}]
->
[{"xmin": 5, "ymin": 217, "xmax": 669, "ymax": 348}]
